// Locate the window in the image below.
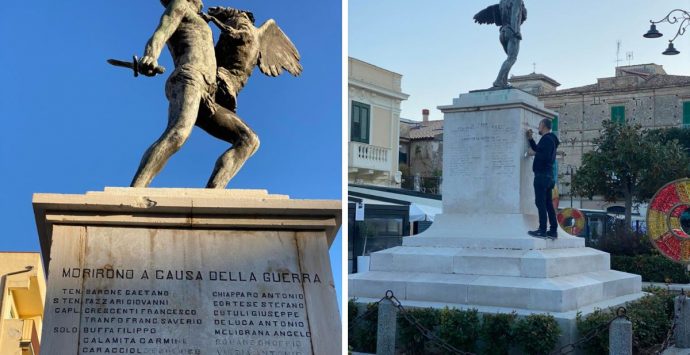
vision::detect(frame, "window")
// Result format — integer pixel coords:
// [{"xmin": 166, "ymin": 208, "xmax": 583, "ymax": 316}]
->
[
  {"xmin": 351, "ymin": 101, "xmax": 370, "ymax": 143},
  {"xmin": 611, "ymin": 106, "xmax": 625, "ymax": 124},
  {"xmin": 552, "ymin": 115, "xmax": 558, "ymax": 132},
  {"xmin": 683, "ymin": 101, "xmax": 690, "ymax": 127}
]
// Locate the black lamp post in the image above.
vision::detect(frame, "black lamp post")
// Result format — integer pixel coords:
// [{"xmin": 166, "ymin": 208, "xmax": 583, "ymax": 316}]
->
[{"xmin": 643, "ymin": 9, "xmax": 690, "ymax": 55}]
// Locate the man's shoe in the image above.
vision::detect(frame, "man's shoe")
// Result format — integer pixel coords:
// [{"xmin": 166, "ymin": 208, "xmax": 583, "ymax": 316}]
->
[
  {"xmin": 546, "ymin": 230, "xmax": 558, "ymax": 239},
  {"xmin": 528, "ymin": 230, "xmax": 546, "ymax": 237}
]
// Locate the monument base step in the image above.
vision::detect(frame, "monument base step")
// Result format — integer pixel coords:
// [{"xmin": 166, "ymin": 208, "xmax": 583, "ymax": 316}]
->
[
  {"xmin": 349, "ymin": 269, "xmax": 641, "ymax": 313},
  {"xmin": 404, "ymin": 235, "xmax": 585, "ymax": 249},
  {"xmin": 371, "ymin": 245, "xmax": 610, "ymax": 278}
]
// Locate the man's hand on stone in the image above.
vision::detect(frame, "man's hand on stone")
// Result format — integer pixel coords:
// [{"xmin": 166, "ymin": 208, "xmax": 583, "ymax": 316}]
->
[
  {"xmin": 138, "ymin": 55, "xmax": 159, "ymax": 77},
  {"xmin": 526, "ymin": 129, "xmax": 533, "ymax": 140}
]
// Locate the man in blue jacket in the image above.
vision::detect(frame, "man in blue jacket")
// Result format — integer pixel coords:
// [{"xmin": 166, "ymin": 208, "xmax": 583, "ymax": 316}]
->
[{"xmin": 526, "ymin": 119, "xmax": 560, "ymax": 238}]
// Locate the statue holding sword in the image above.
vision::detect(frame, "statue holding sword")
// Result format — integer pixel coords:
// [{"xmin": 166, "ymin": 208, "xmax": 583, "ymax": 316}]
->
[{"xmin": 109, "ymin": 0, "xmax": 302, "ymax": 188}]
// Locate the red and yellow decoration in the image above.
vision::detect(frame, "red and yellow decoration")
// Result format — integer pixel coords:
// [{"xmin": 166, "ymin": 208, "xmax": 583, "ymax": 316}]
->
[
  {"xmin": 557, "ymin": 208, "xmax": 586, "ymax": 235},
  {"xmin": 647, "ymin": 178, "xmax": 690, "ymax": 263}
]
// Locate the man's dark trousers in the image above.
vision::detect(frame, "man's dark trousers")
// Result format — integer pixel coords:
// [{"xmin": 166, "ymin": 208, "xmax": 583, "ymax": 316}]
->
[{"xmin": 534, "ymin": 172, "xmax": 557, "ymax": 232}]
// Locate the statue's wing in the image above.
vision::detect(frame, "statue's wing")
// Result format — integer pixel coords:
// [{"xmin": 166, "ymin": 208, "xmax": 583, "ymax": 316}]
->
[
  {"xmin": 257, "ymin": 19, "xmax": 302, "ymax": 77},
  {"xmin": 521, "ymin": 4, "xmax": 527, "ymax": 24},
  {"xmin": 473, "ymin": 4, "xmax": 502, "ymax": 26}
]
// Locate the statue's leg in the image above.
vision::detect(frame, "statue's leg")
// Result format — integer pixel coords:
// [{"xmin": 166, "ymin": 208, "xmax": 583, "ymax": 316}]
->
[
  {"xmin": 493, "ymin": 37, "xmax": 520, "ymax": 88},
  {"xmin": 196, "ymin": 106, "xmax": 259, "ymax": 189},
  {"xmin": 130, "ymin": 82, "xmax": 202, "ymax": 187}
]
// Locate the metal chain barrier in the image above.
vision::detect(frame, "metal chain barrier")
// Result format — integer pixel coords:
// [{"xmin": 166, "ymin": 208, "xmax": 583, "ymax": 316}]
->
[
  {"xmin": 386, "ymin": 290, "xmax": 476, "ymax": 355},
  {"xmin": 349, "ymin": 291, "xmax": 475, "ymax": 354},
  {"xmin": 351, "ymin": 291, "xmax": 683, "ymax": 354},
  {"xmin": 651, "ymin": 292, "xmax": 684, "ymax": 354},
  {"xmin": 347, "ymin": 294, "xmax": 387, "ymax": 332},
  {"xmin": 550, "ymin": 307, "xmax": 630, "ymax": 355}
]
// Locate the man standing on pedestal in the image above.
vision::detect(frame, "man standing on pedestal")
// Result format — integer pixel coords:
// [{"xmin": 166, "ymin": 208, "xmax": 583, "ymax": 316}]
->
[{"xmin": 527, "ymin": 119, "xmax": 560, "ymax": 238}]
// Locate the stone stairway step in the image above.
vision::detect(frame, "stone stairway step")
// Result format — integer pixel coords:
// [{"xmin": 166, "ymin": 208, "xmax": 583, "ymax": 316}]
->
[
  {"xmin": 369, "ymin": 246, "xmax": 610, "ymax": 278},
  {"xmin": 349, "ymin": 270, "xmax": 641, "ymax": 313},
  {"xmin": 403, "ymin": 235, "xmax": 585, "ymax": 249}
]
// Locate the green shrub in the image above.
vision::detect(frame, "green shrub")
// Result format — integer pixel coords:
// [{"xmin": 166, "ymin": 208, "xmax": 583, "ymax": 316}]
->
[
  {"xmin": 438, "ymin": 307, "xmax": 480, "ymax": 353},
  {"xmin": 628, "ymin": 294, "xmax": 672, "ymax": 350},
  {"xmin": 611, "ymin": 255, "xmax": 690, "ymax": 283},
  {"xmin": 576, "ymin": 288, "xmax": 674, "ymax": 354},
  {"xmin": 348, "ymin": 299, "xmax": 378, "ymax": 353},
  {"xmin": 514, "ymin": 313, "xmax": 561, "ymax": 355},
  {"xmin": 480, "ymin": 312, "xmax": 517, "ymax": 355},
  {"xmin": 397, "ymin": 307, "xmax": 440, "ymax": 354},
  {"xmin": 575, "ymin": 308, "xmax": 613, "ymax": 355},
  {"xmin": 590, "ymin": 227, "xmax": 653, "ymax": 256},
  {"xmin": 643, "ymin": 285, "xmax": 675, "ymax": 316}
]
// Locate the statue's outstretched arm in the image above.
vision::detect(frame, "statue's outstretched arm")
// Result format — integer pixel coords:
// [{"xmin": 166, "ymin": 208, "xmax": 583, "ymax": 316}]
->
[
  {"xmin": 142, "ymin": 0, "xmax": 185, "ymax": 64},
  {"xmin": 204, "ymin": 14, "xmax": 250, "ymax": 40}
]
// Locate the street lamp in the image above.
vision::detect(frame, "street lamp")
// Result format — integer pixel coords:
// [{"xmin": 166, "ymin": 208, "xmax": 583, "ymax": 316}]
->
[{"xmin": 643, "ymin": 9, "xmax": 690, "ymax": 55}]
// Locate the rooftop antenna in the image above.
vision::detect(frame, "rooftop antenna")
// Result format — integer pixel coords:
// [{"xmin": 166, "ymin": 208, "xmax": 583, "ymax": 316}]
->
[
  {"xmin": 616, "ymin": 40, "xmax": 623, "ymax": 67},
  {"xmin": 626, "ymin": 52, "xmax": 634, "ymax": 66},
  {"xmin": 532, "ymin": 62, "xmax": 537, "ymax": 73}
]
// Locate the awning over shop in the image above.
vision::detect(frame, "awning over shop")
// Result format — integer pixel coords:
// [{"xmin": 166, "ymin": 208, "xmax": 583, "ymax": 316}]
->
[{"xmin": 348, "ymin": 184, "xmax": 442, "ymax": 222}]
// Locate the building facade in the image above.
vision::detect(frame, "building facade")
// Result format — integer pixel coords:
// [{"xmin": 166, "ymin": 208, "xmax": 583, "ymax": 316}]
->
[
  {"xmin": 0, "ymin": 252, "xmax": 45, "ymax": 355},
  {"xmin": 399, "ymin": 109, "xmax": 444, "ymax": 194},
  {"xmin": 511, "ymin": 64, "xmax": 690, "ymax": 209},
  {"xmin": 348, "ymin": 57, "xmax": 409, "ymax": 187}
]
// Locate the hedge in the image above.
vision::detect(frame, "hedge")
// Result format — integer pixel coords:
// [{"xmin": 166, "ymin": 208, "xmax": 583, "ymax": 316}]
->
[{"xmin": 611, "ymin": 255, "xmax": 690, "ymax": 283}]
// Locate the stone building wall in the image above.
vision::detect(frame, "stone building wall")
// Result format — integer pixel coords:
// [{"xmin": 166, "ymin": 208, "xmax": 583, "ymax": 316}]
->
[{"xmin": 511, "ymin": 64, "xmax": 690, "ymax": 209}]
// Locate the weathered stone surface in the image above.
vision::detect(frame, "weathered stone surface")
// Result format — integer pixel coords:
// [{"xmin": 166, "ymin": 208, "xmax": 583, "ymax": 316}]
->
[
  {"xmin": 676, "ymin": 296, "xmax": 690, "ymax": 348},
  {"xmin": 376, "ymin": 300, "xmax": 398, "ymax": 355},
  {"xmin": 127, "ymin": 4, "xmax": 302, "ymax": 189},
  {"xmin": 35, "ymin": 188, "xmax": 340, "ymax": 355},
  {"xmin": 609, "ymin": 317, "xmax": 633, "ymax": 355}
]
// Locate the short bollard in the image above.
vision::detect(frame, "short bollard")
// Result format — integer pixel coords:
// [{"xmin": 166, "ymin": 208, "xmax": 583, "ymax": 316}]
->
[
  {"xmin": 675, "ymin": 295, "xmax": 690, "ymax": 348},
  {"xmin": 609, "ymin": 317, "xmax": 632, "ymax": 355},
  {"xmin": 376, "ymin": 298, "xmax": 399, "ymax": 355}
]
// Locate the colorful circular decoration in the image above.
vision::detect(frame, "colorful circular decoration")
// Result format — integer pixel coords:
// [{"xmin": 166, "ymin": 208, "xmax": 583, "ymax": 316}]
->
[
  {"xmin": 557, "ymin": 208, "xmax": 586, "ymax": 235},
  {"xmin": 647, "ymin": 178, "xmax": 690, "ymax": 264}
]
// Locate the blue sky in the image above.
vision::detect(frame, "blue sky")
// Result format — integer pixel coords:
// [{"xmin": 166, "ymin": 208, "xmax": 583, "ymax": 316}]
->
[
  {"xmin": 349, "ymin": 0, "xmax": 690, "ymax": 122},
  {"xmin": 0, "ymin": 1, "xmax": 342, "ymax": 306}
]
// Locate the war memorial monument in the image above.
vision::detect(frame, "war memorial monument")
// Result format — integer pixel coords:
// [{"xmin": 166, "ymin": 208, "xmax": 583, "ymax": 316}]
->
[
  {"xmin": 349, "ymin": 0, "xmax": 644, "ymax": 345},
  {"xmin": 33, "ymin": 2, "xmax": 341, "ymax": 354}
]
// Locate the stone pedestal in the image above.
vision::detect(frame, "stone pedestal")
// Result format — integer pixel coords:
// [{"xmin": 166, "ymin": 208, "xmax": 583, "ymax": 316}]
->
[
  {"xmin": 34, "ymin": 187, "xmax": 341, "ymax": 355},
  {"xmin": 349, "ymin": 89, "xmax": 643, "ymax": 345}
]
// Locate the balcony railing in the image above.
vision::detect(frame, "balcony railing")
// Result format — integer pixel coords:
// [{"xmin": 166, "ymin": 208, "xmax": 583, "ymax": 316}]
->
[{"xmin": 349, "ymin": 142, "xmax": 392, "ymax": 172}]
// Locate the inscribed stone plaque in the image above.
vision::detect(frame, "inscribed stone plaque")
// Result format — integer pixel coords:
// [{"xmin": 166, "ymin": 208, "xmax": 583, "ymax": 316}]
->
[
  {"xmin": 439, "ymin": 90, "xmax": 554, "ymax": 215},
  {"xmin": 42, "ymin": 225, "xmax": 325, "ymax": 355}
]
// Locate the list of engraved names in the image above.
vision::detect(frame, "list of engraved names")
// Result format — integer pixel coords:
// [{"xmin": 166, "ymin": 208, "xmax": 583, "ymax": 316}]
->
[
  {"xmin": 49, "ymin": 267, "xmax": 319, "ymax": 354},
  {"xmin": 447, "ymin": 122, "xmax": 516, "ymax": 180}
]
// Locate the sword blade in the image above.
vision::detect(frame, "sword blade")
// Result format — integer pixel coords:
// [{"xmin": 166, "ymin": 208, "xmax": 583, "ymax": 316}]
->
[
  {"xmin": 107, "ymin": 57, "xmax": 165, "ymax": 77},
  {"xmin": 107, "ymin": 59, "xmax": 135, "ymax": 70}
]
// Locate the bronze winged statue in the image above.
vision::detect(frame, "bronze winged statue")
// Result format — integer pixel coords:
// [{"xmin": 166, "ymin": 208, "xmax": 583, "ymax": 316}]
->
[
  {"xmin": 127, "ymin": 0, "xmax": 301, "ymax": 189},
  {"xmin": 474, "ymin": 0, "xmax": 527, "ymax": 88}
]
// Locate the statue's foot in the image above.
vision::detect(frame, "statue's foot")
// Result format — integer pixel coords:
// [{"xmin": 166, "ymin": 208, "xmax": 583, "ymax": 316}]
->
[{"xmin": 492, "ymin": 81, "xmax": 512, "ymax": 89}]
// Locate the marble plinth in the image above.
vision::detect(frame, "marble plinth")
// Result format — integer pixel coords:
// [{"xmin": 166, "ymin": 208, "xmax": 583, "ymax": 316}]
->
[
  {"xmin": 34, "ymin": 187, "xmax": 341, "ymax": 355},
  {"xmin": 349, "ymin": 89, "xmax": 643, "ymax": 346}
]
